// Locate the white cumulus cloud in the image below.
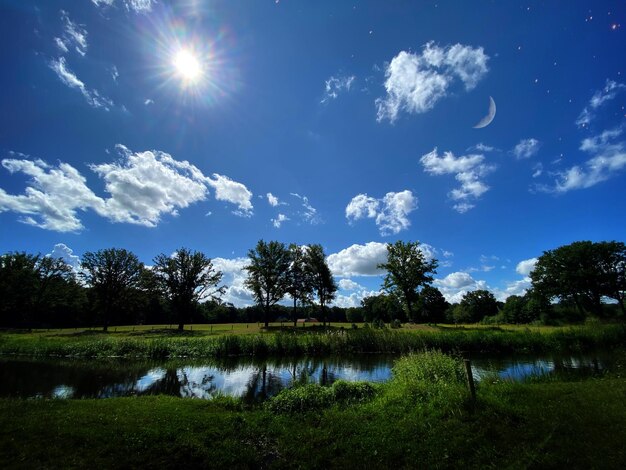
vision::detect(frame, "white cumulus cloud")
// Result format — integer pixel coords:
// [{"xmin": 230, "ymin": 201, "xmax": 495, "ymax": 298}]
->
[
  {"xmin": 376, "ymin": 42, "xmax": 489, "ymax": 122},
  {"xmin": 271, "ymin": 213, "xmax": 289, "ymax": 228},
  {"xmin": 346, "ymin": 190, "xmax": 417, "ymax": 235},
  {"xmin": 48, "ymin": 243, "xmax": 81, "ymax": 271},
  {"xmin": 207, "ymin": 174, "xmax": 254, "ymax": 217},
  {"xmin": 327, "ymin": 242, "xmax": 388, "ymax": 277},
  {"xmin": 420, "ymin": 148, "xmax": 494, "ymax": 212},
  {"xmin": 516, "ymin": 258, "xmax": 538, "ymax": 276},
  {"xmin": 0, "ymin": 147, "xmax": 254, "ymax": 232}
]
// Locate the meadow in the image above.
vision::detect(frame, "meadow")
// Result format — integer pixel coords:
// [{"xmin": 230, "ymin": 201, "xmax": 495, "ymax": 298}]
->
[
  {"xmin": 1, "ymin": 322, "xmax": 625, "ymax": 358},
  {"xmin": 1, "ymin": 350, "xmax": 625, "ymax": 468}
]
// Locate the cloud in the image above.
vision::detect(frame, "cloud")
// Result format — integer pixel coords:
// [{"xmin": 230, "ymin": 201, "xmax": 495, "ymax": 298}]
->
[
  {"xmin": 576, "ymin": 80, "xmax": 625, "ymax": 128},
  {"xmin": 144, "ymin": 99, "xmax": 154, "ymax": 105},
  {"xmin": 327, "ymin": 242, "xmax": 388, "ymax": 277},
  {"xmin": 266, "ymin": 192, "xmax": 279, "ymax": 207},
  {"xmin": 49, "ymin": 57, "xmax": 114, "ymax": 110},
  {"xmin": 338, "ymin": 279, "xmax": 362, "ymax": 291},
  {"xmin": 207, "ymin": 174, "xmax": 254, "ymax": 217},
  {"xmin": 48, "ymin": 243, "xmax": 81, "ymax": 271},
  {"xmin": 346, "ymin": 190, "xmax": 417, "ymax": 235},
  {"xmin": 0, "ymin": 158, "xmax": 106, "ymax": 232},
  {"xmin": 111, "ymin": 65, "xmax": 119, "ymax": 82},
  {"xmin": 290, "ymin": 193, "xmax": 322, "ymax": 225},
  {"xmin": 90, "ymin": 149, "xmax": 210, "ymax": 226},
  {"xmin": 376, "ymin": 42, "xmax": 489, "ymax": 122},
  {"xmin": 56, "ymin": 10, "xmax": 88, "ymax": 57},
  {"xmin": 433, "ymin": 271, "xmax": 488, "ymax": 303},
  {"xmin": 333, "ymin": 288, "xmax": 381, "ymax": 308},
  {"xmin": 512, "ymin": 138, "xmax": 541, "ymax": 159},
  {"xmin": 91, "ymin": 0, "xmax": 155, "ymax": 13},
  {"xmin": 516, "ymin": 257, "xmax": 538, "ymax": 276},
  {"xmin": 211, "ymin": 257, "xmax": 254, "ymax": 307},
  {"xmin": 271, "ymin": 213, "xmax": 289, "ymax": 228},
  {"xmin": 0, "ymin": 147, "xmax": 254, "ymax": 232},
  {"xmin": 547, "ymin": 127, "xmax": 626, "ymax": 192},
  {"xmin": 321, "ymin": 75, "xmax": 356, "ymax": 103},
  {"xmin": 469, "ymin": 143, "xmax": 496, "ymax": 152},
  {"xmin": 420, "ymin": 148, "xmax": 494, "ymax": 212}
]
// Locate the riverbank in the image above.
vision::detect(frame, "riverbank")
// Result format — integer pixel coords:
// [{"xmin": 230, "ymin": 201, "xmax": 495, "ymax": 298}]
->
[
  {"xmin": 1, "ymin": 323, "xmax": 625, "ymax": 358},
  {"xmin": 1, "ymin": 351, "xmax": 625, "ymax": 468}
]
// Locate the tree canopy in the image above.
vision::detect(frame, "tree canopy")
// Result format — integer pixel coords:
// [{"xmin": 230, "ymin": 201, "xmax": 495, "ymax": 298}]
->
[
  {"xmin": 244, "ymin": 240, "xmax": 291, "ymax": 328},
  {"xmin": 304, "ymin": 244, "xmax": 337, "ymax": 326},
  {"xmin": 530, "ymin": 240, "xmax": 626, "ymax": 316},
  {"xmin": 377, "ymin": 241, "xmax": 438, "ymax": 320},
  {"xmin": 81, "ymin": 248, "xmax": 144, "ymax": 331},
  {"xmin": 152, "ymin": 248, "xmax": 224, "ymax": 330}
]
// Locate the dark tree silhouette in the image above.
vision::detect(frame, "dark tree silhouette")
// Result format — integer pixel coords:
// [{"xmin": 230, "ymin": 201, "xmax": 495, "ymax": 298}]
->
[
  {"xmin": 81, "ymin": 248, "xmax": 143, "ymax": 331},
  {"xmin": 286, "ymin": 244, "xmax": 313, "ymax": 326},
  {"xmin": 305, "ymin": 244, "xmax": 337, "ymax": 327},
  {"xmin": 152, "ymin": 248, "xmax": 224, "ymax": 331},
  {"xmin": 244, "ymin": 240, "xmax": 290, "ymax": 328},
  {"xmin": 377, "ymin": 241, "xmax": 438, "ymax": 320}
]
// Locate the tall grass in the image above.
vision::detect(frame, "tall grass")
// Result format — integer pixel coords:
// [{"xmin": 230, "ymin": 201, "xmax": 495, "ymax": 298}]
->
[{"xmin": 0, "ymin": 323, "xmax": 624, "ymax": 358}]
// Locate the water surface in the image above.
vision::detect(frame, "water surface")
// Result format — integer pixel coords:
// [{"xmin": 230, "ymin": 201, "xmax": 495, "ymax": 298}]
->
[{"xmin": 0, "ymin": 352, "xmax": 617, "ymax": 401}]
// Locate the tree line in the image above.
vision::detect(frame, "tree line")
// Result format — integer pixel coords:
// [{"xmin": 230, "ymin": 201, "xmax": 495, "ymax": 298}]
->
[{"xmin": 0, "ymin": 239, "xmax": 624, "ymax": 330}]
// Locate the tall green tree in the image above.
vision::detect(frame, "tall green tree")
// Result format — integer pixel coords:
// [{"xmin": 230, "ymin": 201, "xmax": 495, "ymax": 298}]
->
[
  {"xmin": 454, "ymin": 289, "xmax": 498, "ymax": 323},
  {"xmin": 81, "ymin": 248, "xmax": 144, "ymax": 331},
  {"xmin": 153, "ymin": 248, "xmax": 224, "ymax": 331},
  {"xmin": 244, "ymin": 240, "xmax": 291, "ymax": 328},
  {"xmin": 286, "ymin": 244, "xmax": 313, "ymax": 327},
  {"xmin": 305, "ymin": 244, "xmax": 337, "ymax": 327},
  {"xmin": 377, "ymin": 241, "xmax": 438, "ymax": 320},
  {"xmin": 416, "ymin": 285, "xmax": 449, "ymax": 323},
  {"xmin": 530, "ymin": 240, "xmax": 626, "ymax": 316}
]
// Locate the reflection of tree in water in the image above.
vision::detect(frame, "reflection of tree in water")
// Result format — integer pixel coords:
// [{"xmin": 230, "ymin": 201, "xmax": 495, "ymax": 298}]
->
[
  {"xmin": 139, "ymin": 367, "xmax": 217, "ymax": 399},
  {"xmin": 242, "ymin": 366, "xmax": 285, "ymax": 402}
]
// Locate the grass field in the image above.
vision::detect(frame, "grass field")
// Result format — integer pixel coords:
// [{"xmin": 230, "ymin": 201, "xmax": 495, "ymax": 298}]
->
[
  {"xmin": 1, "ymin": 351, "xmax": 625, "ymax": 468},
  {"xmin": 0, "ymin": 321, "xmax": 625, "ymax": 359}
]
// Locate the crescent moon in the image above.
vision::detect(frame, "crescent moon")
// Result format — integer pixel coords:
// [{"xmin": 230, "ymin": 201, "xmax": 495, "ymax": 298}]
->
[{"xmin": 473, "ymin": 96, "xmax": 496, "ymax": 129}]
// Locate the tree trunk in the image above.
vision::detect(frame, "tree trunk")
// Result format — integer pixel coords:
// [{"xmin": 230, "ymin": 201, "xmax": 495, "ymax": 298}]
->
[
  {"xmin": 264, "ymin": 303, "xmax": 269, "ymax": 328},
  {"xmin": 293, "ymin": 297, "xmax": 298, "ymax": 327},
  {"xmin": 178, "ymin": 322, "xmax": 184, "ymax": 331}
]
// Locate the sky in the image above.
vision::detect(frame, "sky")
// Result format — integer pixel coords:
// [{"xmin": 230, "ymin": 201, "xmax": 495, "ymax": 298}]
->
[{"xmin": 1, "ymin": 0, "xmax": 625, "ymax": 308}]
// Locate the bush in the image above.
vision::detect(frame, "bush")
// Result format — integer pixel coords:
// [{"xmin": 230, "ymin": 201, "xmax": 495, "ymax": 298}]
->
[
  {"xmin": 391, "ymin": 319, "xmax": 402, "ymax": 329},
  {"xmin": 267, "ymin": 380, "xmax": 378, "ymax": 413}
]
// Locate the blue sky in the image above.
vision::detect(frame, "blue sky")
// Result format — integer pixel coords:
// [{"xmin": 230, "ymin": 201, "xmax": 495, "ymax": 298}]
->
[{"xmin": 1, "ymin": 0, "xmax": 625, "ymax": 307}]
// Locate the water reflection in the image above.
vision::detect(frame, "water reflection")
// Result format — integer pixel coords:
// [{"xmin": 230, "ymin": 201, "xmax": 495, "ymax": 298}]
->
[{"xmin": 0, "ymin": 352, "xmax": 617, "ymax": 401}]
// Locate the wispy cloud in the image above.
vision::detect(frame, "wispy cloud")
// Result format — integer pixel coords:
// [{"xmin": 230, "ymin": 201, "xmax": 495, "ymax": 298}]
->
[
  {"xmin": 321, "ymin": 75, "xmax": 356, "ymax": 103},
  {"xmin": 576, "ymin": 80, "xmax": 625, "ymax": 128},
  {"xmin": 346, "ymin": 190, "xmax": 417, "ymax": 235},
  {"xmin": 420, "ymin": 148, "xmax": 494, "ymax": 213},
  {"xmin": 512, "ymin": 138, "xmax": 540, "ymax": 159},
  {"xmin": 49, "ymin": 57, "xmax": 114, "ymax": 110},
  {"xmin": 206, "ymin": 174, "xmax": 254, "ymax": 217},
  {"xmin": 91, "ymin": 0, "xmax": 155, "ymax": 13},
  {"xmin": 266, "ymin": 192, "xmax": 279, "ymax": 207},
  {"xmin": 376, "ymin": 41, "xmax": 489, "ymax": 122},
  {"xmin": 290, "ymin": 193, "xmax": 322, "ymax": 225},
  {"xmin": 541, "ymin": 127, "xmax": 626, "ymax": 193},
  {"xmin": 55, "ymin": 10, "xmax": 88, "ymax": 57}
]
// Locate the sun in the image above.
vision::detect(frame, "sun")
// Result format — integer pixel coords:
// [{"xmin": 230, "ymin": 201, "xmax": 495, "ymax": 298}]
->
[{"xmin": 173, "ymin": 49, "xmax": 202, "ymax": 83}]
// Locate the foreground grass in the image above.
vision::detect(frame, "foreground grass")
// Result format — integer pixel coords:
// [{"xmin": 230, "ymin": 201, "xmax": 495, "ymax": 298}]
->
[
  {"xmin": 1, "ymin": 322, "xmax": 625, "ymax": 358},
  {"xmin": 1, "ymin": 352, "xmax": 625, "ymax": 468}
]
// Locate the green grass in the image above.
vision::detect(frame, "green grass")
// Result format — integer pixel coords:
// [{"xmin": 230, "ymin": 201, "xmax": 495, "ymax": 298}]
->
[
  {"xmin": 1, "ymin": 351, "xmax": 625, "ymax": 468},
  {"xmin": 1, "ymin": 322, "xmax": 625, "ymax": 358}
]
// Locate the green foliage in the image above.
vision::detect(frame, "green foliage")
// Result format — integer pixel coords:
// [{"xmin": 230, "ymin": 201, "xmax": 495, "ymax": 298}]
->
[
  {"xmin": 267, "ymin": 380, "xmax": 377, "ymax": 413},
  {"xmin": 304, "ymin": 244, "xmax": 338, "ymax": 326},
  {"xmin": 454, "ymin": 289, "xmax": 499, "ymax": 323},
  {"xmin": 285, "ymin": 244, "xmax": 314, "ymax": 326},
  {"xmin": 244, "ymin": 240, "xmax": 291, "ymax": 327},
  {"xmin": 152, "ymin": 248, "xmax": 224, "ymax": 331},
  {"xmin": 81, "ymin": 248, "xmax": 144, "ymax": 331},
  {"xmin": 378, "ymin": 240, "xmax": 438, "ymax": 319},
  {"xmin": 361, "ymin": 293, "xmax": 402, "ymax": 323},
  {"xmin": 531, "ymin": 240, "xmax": 626, "ymax": 317}
]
